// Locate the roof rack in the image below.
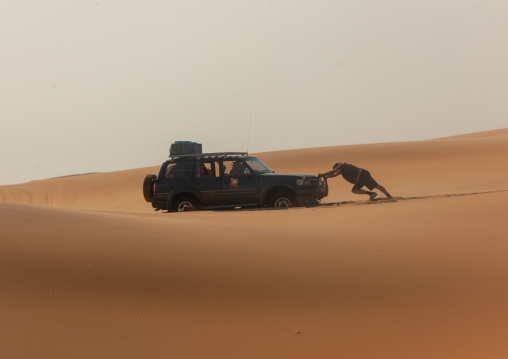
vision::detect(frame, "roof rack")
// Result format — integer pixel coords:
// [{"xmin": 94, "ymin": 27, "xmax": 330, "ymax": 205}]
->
[{"xmin": 168, "ymin": 152, "xmax": 248, "ymax": 159}]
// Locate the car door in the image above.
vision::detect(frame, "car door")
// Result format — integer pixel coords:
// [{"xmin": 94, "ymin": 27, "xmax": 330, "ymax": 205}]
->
[
  {"xmin": 191, "ymin": 160, "xmax": 222, "ymax": 206},
  {"xmin": 220, "ymin": 159, "xmax": 259, "ymax": 204}
]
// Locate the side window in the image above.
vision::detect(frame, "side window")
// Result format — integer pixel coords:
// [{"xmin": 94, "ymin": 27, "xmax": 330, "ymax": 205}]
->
[
  {"xmin": 223, "ymin": 159, "xmax": 249, "ymax": 177},
  {"xmin": 194, "ymin": 161, "xmax": 215, "ymax": 178},
  {"xmin": 164, "ymin": 161, "xmax": 194, "ymax": 179},
  {"xmin": 220, "ymin": 161, "xmax": 228, "ymax": 177}
]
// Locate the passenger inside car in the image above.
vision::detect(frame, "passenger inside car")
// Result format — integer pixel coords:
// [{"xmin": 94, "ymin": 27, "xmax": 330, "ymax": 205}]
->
[
  {"xmin": 229, "ymin": 161, "xmax": 247, "ymax": 176},
  {"xmin": 195, "ymin": 162, "xmax": 212, "ymax": 177}
]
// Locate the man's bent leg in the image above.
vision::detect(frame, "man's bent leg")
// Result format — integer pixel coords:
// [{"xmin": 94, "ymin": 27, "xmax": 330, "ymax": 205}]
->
[
  {"xmin": 352, "ymin": 189, "xmax": 370, "ymax": 195},
  {"xmin": 352, "ymin": 188, "xmax": 377, "ymax": 200},
  {"xmin": 375, "ymin": 185, "xmax": 393, "ymax": 199}
]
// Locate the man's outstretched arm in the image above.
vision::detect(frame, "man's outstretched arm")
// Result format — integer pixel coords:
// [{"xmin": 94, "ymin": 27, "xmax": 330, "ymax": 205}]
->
[{"xmin": 318, "ymin": 168, "xmax": 341, "ymax": 179}]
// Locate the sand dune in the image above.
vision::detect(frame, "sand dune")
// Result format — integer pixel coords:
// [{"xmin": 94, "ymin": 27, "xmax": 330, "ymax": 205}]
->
[
  {"xmin": 2, "ymin": 128, "xmax": 508, "ymax": 209},
  {"xmin": 433, "ymin": 128, "xmax": 508, "ymax": 140},
  {"xmin": 1, "ymin": 129, "xmax": 508, "ymax": 358},
  {"xmin": 0, "ymin": 167, "xmax": 159, "ymax": 212}
]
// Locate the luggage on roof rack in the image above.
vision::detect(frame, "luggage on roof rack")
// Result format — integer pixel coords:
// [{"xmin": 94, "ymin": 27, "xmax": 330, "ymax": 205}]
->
[
  {"xmin": 170, "ymin": 141, "xmax": 202, "ymax": 156},
  {"xmin": 169, "ymin": 152, "xmax": 247, "ymax": 159}
]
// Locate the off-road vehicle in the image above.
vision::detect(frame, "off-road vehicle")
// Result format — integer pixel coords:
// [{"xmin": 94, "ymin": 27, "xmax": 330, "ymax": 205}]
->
[{"xmin": 143, "ymin": 152, "xmax": 328, "ymax": 212}]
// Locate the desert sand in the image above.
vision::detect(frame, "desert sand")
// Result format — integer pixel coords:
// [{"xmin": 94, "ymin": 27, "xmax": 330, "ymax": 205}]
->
[{"xmin": 1, "ymin": 129, "xmax": 508, "ymax": 358}]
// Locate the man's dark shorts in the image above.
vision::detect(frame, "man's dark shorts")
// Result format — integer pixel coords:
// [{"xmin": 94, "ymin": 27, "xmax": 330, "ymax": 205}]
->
[{"xmin": 352, "ymin": 170, "xmax": 379, "ymax": 191}]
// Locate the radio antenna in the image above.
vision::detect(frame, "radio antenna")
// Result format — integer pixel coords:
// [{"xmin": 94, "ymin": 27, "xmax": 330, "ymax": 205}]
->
[{"xmin": 247, "ymin": 111, "xmax": 252, "ymax": 154}]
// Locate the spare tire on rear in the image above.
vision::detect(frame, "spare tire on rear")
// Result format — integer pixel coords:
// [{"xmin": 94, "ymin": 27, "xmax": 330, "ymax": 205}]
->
[{"xmin": 143, "ymin": 174, "xmax": 157, "ymax": 202}]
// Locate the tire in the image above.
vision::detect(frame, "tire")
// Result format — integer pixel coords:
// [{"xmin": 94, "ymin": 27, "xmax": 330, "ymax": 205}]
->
[
  {"xmin": 173, "ymin": 195, "xmax": 200, "ymax": 212},
  {"xmin": 143, "ymin": 174, "xmax": 157, "ymax": 202},
  {"xmin": 270, "ymin": 191, "xmax": 295, "ymax": 209}
]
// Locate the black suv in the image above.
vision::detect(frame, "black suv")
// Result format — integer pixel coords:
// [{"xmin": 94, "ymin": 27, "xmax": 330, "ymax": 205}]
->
[{"xmin": 143, "ymin": 152, "xmax": 328, "ymax": 212}]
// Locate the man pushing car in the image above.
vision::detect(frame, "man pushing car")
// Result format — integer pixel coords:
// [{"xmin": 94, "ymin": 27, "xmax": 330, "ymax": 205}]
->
[{"xmin": 318, "ymin": 163, "xmax": 393, "ymax": 200}]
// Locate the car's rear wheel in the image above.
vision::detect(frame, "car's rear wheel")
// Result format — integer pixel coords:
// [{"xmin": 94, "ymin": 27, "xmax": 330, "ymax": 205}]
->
[
  {"xmin": 173, "ymin": 196, "xmax": 200, "ymax": 212},
  {"xmin": 270, "ymin": 192, "xmax": 295, "ymax": 209},
  {"xmin": 143, "ymin": 174, "xmax": 157, "ymax": 202}
]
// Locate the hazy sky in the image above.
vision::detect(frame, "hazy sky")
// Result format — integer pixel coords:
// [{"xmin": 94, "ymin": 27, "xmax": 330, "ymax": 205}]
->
[{"xmin": 2, "ymin": 1, "xmax": 507, "ymax": 185}]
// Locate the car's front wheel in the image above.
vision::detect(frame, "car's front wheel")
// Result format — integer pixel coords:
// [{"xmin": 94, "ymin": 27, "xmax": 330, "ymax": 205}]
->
[
  {"xmin": 270, "ymin": 192, "xmax": 295, "ymax": 209},
  {"xmin": 173, "ymin": 196, "xmax": 200, "ymax": 212}
]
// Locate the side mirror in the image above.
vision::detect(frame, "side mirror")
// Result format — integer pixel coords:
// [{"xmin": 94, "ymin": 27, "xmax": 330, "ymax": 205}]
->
[{"xmin": 244, "ymin": 168, "xmax": 251, "ymax": 176}]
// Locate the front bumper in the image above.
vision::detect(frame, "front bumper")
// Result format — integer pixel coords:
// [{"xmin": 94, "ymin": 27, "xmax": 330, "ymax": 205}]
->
[
  {"xmin": 295, "ymin": 178, "xmax": 328, "ymax": 200},
  {"xmin": 318, "ymin": 178, "xmax": 329, "ymax": 199}
]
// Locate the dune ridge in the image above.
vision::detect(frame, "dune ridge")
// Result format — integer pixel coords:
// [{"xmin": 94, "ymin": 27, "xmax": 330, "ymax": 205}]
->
[{"xmin": 1, "ymin": 129, "xmax": 508, "ymax": 358}]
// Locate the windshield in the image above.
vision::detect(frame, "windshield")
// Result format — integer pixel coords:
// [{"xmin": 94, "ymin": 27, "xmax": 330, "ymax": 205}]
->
[{"xmin": 245, "ymin": 158, "xmax": 273, "ymax": 174}]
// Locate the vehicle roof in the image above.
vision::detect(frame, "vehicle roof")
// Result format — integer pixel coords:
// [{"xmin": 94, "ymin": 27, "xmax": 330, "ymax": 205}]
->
[{"xmin": 163, "ymin": 152, "xmax": 252, "ymax": 163}]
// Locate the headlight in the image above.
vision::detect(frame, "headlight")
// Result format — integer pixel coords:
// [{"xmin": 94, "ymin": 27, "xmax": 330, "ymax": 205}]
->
[{"xmin": 297, "ymin": 178, "xmax": 317, "ymax": 186}]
